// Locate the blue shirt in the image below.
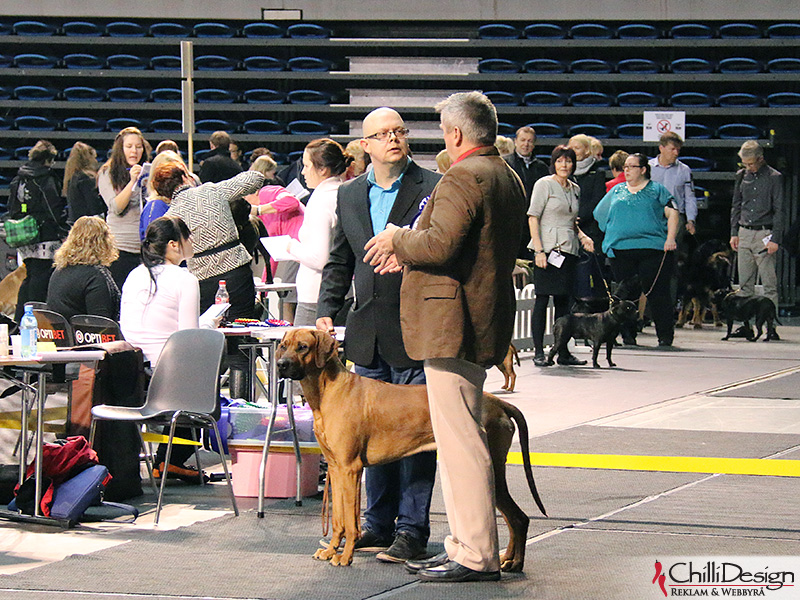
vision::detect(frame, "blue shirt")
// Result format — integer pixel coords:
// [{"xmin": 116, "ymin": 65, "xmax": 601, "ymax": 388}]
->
[
  {"xmin": 649, "ymin": 157, "xmax": 697, "ymax": 222},
  {"xmin": 139, "ymin": 198, "xmax": 170, "ymax": 241},
  {"xmin": 366, "ymin": 161, "xmax": 408, "ymax": 236},
  {"xmin": 594, "ymin": 180, "xmax": 675, "ymax": 257}
]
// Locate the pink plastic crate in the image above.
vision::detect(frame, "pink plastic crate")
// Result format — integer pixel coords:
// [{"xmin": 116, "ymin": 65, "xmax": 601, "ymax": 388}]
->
[{"xmin": 229, "ymin": 445, "xmax": 320, "ymax": 498}]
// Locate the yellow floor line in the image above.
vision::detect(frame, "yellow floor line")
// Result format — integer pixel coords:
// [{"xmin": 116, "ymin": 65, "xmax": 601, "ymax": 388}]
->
[
  {"xmin": 507, "ymin": 452, "xmax": 800, "ymax": 477},
  {"xmin": 142, "ymin": 433, "xmax": 202, "ymax": 446}
]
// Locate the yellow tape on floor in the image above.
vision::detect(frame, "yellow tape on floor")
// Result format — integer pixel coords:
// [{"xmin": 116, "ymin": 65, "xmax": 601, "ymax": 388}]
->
[
  {"xmin": 0, "ymin": 407, "xmax": 69, "ymax": 432},
  {"xmin": 141, "ymin": 433, "xmax": 202, "ymax": 446},
  {"xmin": 506, "ymin": 452, "xmax": 800, "ymax": 478}
]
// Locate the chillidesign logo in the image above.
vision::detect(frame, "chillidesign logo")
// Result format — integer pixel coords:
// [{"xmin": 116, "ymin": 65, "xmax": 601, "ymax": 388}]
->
[{"xmin": 653, "ymin": 560, "xmax": 668, "ymax": 597}]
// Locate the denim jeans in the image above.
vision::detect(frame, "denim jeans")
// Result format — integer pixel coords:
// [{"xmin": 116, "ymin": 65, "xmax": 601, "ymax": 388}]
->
[{"xmin": 354, "ymin": 356, "xmax": 437, "ymax": 543}]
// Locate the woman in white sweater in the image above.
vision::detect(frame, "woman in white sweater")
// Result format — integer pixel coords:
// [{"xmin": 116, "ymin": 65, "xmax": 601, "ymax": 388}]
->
[{"xmin": 286, "ymin": 138, "xmax": 351, "ymax": 325}]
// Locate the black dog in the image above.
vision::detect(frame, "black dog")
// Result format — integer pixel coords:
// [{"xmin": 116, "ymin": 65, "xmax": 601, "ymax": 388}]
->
[
  {"xmin": 546, "ymin": 300, "xmax": 639, "ymax": 368},
  {"xmin": 676, "ymin": 240, "xmax": 732, "ymax": 329},
  {"xmin": 718, "ymin": 291, "xmax": 781, "ymax": 342}
]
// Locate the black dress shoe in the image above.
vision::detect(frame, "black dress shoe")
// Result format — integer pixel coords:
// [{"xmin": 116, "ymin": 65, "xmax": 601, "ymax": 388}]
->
[
  {"xmin": 405, "ymin": 551, "xmax": 449, "ymax": 573},
  {"xmin": 533, "ymin": 354, "xmax": 549, "ymax": 367},
  {"xmin": 417, "ymin": 560, "xmax": 501, "ymax": 582},
  {"xmin": 557, "ymin": 354, "xmax": 587, "ymax": 366}
]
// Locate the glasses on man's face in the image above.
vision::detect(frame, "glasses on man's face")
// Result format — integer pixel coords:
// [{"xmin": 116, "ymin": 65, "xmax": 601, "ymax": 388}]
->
[{"xmin": 364, "ymin": 127, "xmax": 410, "ymax": 142}]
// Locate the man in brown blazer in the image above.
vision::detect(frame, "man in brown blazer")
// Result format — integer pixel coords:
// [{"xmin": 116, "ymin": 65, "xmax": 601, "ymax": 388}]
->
[{"xmin": 365, "ymin": 91, "xmax": 527, "ymax": 582}]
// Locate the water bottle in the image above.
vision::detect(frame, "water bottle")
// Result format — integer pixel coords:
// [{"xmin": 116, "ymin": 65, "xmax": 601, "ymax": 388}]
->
[
  {"xmin": 20, "ymin": 304, "xmax": 38, "ymax": 359},
  {"xmin": 214, "ymin": 280, "xmax": 230, "ymax": 305}
]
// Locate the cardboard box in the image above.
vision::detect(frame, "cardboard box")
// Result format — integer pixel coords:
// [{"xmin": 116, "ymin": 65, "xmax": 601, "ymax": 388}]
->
[{"xmin": 229, "ymin": 443, "xmax": 320, "ymax": 498}]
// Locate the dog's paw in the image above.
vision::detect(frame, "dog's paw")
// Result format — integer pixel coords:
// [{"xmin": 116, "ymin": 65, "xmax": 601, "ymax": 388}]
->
[
  {"xmin": 313, "ymin": 547, "xmax": 336, "ymax": 561},
  {"xmin": 330, "ymin": 553, "xmax": 353, "ymax": 567},
  {"xmin": 500, "ymin": 554, "xmax": 524, "ymax": 572},
  {"xmin": 693, "ymin": 323, "xmax": 703, "ymax": 330}
]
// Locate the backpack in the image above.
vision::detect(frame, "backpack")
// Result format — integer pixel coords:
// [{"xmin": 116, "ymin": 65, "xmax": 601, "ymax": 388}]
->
[{"xmin": 7, "ymin": 170, "xmax": 67, "ymax": 241}]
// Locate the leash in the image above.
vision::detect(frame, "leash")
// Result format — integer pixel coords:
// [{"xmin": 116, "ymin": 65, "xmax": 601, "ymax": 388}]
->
[
  {"xmin": 644, "ymin": 251, "xmax": 669, "ymax": 298},
  {"xmin": 321, "ymin": 471, "xmax": 331, "ymax": 536},
  {"xmin": 589, "ymin": 252, "xmax": 614, "ymax": 302}
]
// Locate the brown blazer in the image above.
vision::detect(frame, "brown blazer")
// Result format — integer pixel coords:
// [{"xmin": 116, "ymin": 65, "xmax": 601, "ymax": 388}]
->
[{"xmin": 392, "ymin": 146, "xmax": 527, "ymax": 367}]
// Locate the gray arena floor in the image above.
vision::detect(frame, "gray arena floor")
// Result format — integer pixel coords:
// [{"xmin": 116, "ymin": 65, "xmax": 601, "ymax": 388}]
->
[{"xmin": 0, "ymin": 321, "xmax": 798, "ymax": 600}]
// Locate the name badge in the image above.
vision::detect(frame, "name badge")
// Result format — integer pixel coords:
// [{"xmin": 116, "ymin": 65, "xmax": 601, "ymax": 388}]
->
[{"xmin": 547, "ymin": 250, "xmax": 565, "ymax": 268}]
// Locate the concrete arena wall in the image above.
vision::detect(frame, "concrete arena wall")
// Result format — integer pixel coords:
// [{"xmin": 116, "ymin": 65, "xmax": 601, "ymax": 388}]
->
[{"xmin": 0, "ymin": 0, "xmax": 797, "ymax": 21}]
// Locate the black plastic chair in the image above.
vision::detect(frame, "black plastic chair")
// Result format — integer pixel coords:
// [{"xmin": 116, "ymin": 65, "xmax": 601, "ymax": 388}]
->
[
  {"xmin": 766, "ymin": 23, "xmax": 800, "ymax": 38},
  {"xmin": 108, "ymin": 87, "xmax": 147, "ymax": 102},
  {"xmin": 684, "ymin": 123, "xmax": 712, "ymax": 139},
  {"xmin": 766, "ymin": 92, "xmax": 800, "ymax": 107},
  {"xmin": 70, "ymin": 315, "xmax": 124, "ymax": 345},
  {"xmin": 615, "ymin": 123, "xmax": 644, "ymax": 139},
  {"xmin": 717, "ymin": 124, "xmax": 763, "ymax": 139},
  {"xmin": 718, "ymin": 57, "xmax": 762, "ymax": 74},
  {"xmin": 669, "ymin": 23, "xmax": 713, "ymax": 39},
  {"xmin": 12, "ymin": 20, "xmax": 56, "ymax": 36},
  {"xmin": 670, "ymin": 92, "xmax": 714, "ymax": 108},
  {"xmin": 106, "ymin": 54, "xmax": 147, "ymax": 70},
  {"xmin": 242, "ymin": 22, "xmax": 284, "ymax": 38},
  {"xmin": 567, "ymin": 123, "xmax": 611, "ymax": 138},
  {"xmin": 14, "ymin": 115, "xmax": 56, "ymax": 131},
  {"xmin": 150, "ymin": 88, "xmax": 181, "ymax": 103},
  {"xmin": 89, "ymin": 329, "xmax": 236, "ymax": 525},
  {"xmin": 243, "ymin": 89, "xmax": 286, "ymax": 104},
  {"xmin": 617, "ymin": 91, "xmax": 661, "ymax": 107},
  {"xmin": 0, "ymin": 55, "xmax": 11, "ymax": 69},
  {"xmin": 62, "ymin": 117, "xmax": 105, "ymax": 132},
  {"xmin": 569, "ymin": 91, "xmax": 613, "ymax": 107},
  {"xmin": 717, "ymin": 93, "xmax": 762, "ymax": 108},
  {"xmin": 14, "ymin": 85, "xmax": 57, "ymax": 101},
  {"xmin": 150, "ymin": 119, "xmax": 183, "ymax": 133},
  {"xmin": 107, "ymin": 117, "xmax": 143, "ymax": 131},
  {"xmin": 485, "ymin": 91, "xmax": 519, "ymax": 106},
  {"xmin": 617, "ymin": 23, "xmax": 660, "ymax": 39},
  {"xmin": 617, "ymin": 58, "xmax": 661, "ymax": 74},
  {"xmin": 570, "ymin": 59, "xmax": 613, "ymax": 73},
  {"xmin": 151, "ymin": 55, "xmax": 181, "ymax": 71},
  {"xmin": 286, "ymin": 89, "xmax": 332, "ymax": 104},
  {"xmin": 32, "ymin": 309, "xmax": 74, "ymax": 348},
  {"xmin": 13, "ymin": 54, "xmax": 57, "ymax": 69},
  {"xmin": 196, "ymin": 119, "xmax": 235, "ymax": 134},
  {"xmin": 523, "ymin": 23, "xmax": 564, "ymax": 39},
  {"xmin": 194, "ymin": 55, "xmax": 238, "ymax": 71},
  {"xmin": 243, "ymin": 56, "xmax": 286, "ymax": 71},
  {"xmin": 149, "ymin": 22, "xmax": 190, "ymax": 37},
  {"xmin": 478, "ymin": 58, "xmax": 521, "ymax": 73},
  {"xmin": 243, "ymin": 120, "xmax": 284, "ymax": 135},
  {"xmin": 569, "ymin": 23, "xmax": 612, "ymax": 39},
  {"xmin": 670, "ymin": 58, "xmax": 714, "ymax": 73},
  {"xmin": 523, "ymin": 91, "xmax": 564, "ymax": 107},
  {"xmin": 718, "ymin": 23, "xmax": 762, "ymax": 38},
  {"xmin": 497, "ymin": 122, "xmax": 516, "ymax": 136},
  {"xmin": 287, "ymin": 120, "xmax": 331, "ymax": 135},
  {"xmin": 679, "ymin": 156, "xmax": 716, "ymax": 171},
  {"xmin": 62, "ymin": 21, "xmax": 102, "ymax": 36},
  {"xmin": 105, "ymin": 21, "xmax": 146, "ymax": 37},
  {"xmin": 766, "ymin": 57, "xmax": 800, "ymax": 72},
  {"xmin": 194, "ymin": 149, "xmax": 214, "ymax": 162},
  {"xmin": 63, "ymin": 53, "xmax": 104, "ymax": 69},
  {"xmin": 287, "ymin": 23, "xmax": 331, "ymax": 38},
  {"xmin": 193, "ymin": 22, "xmax": 234, "ymax": 38},
  {"xmin": 287, "ymin": 57, "xmax": 331, "ymax": 72},
  {"xmin": 526, "ymin": 122, "xmax": 564, "ymax": 138},
  {"xmin": 195, "ymin": 88, "xmax": 237, "ymax": 104},
  {"xmin": 477, "ymin": 23, "xmax": 519, "ymax": 39}
]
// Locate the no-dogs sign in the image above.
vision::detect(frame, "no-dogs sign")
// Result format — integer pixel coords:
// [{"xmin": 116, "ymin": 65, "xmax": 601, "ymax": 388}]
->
[{"xmin": 643, "ymin": 111, "xmax": 685, "ymax": 142}]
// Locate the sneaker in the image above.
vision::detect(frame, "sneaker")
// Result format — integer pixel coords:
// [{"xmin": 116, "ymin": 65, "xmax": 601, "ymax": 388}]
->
[
  {"xmin": 376, "ymin": 532, "xmax": 427, "ymax": 563},
  {"xmin": 153, "ymin": 462, "xmax": 208, "ymax": 485},
  {"xmin": 354, "ymin": 529, "xmax": 393, "ymax": 552}
]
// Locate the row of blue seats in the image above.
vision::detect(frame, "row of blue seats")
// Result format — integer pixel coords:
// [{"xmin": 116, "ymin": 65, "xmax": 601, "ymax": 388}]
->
[
  {"xmin": 0, "ymin": 116, "xmax": 334, "ymax": 135},
  {"xmin": 0, "ymin": 20, "xmax": 330, "ymax": 38},
  {"xmin": 479, "ymin": 22, "xmax": 800, "ymax": 40},
  {"xmin": 479, "ymin": 56, "xmax": 800, "ymax": 74},
  {"xmin": 0, "ymin": 53, "xmax": 332, "ymax": 72},
  {"xmin": 487, "ymin": 90, "xmax": 800, "ymax": 108},
  {"xmin": 1, "ymin": 86, "xmax": 332, "ymax": 105},
  {"xmin": 505, "ymin": 122, "xmax": 763, "ymax": 141}
]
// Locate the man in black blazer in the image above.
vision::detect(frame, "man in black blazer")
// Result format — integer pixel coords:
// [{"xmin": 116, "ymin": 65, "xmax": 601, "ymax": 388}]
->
[
  {"xmin": 316, "ymin": 107, "xmax": 441, "ymax": 564},
  {"xmin": 199, "ymin": 130, "xmax": 242, "ymax": 184}
]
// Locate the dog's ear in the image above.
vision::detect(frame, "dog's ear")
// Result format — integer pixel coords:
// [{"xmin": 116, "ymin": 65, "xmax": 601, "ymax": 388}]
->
[{"xmin": 314, "ymin": 330, "xmax": 338, "ymax": 369}]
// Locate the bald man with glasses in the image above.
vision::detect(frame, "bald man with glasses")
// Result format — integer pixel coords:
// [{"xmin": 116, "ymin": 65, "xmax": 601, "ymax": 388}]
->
[{"xmin": 316, "ymin": 107, "xmax": 441, "ymax": 564}]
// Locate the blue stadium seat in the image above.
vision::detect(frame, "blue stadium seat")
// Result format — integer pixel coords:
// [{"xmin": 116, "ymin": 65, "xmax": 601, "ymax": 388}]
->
[
  {"xmin": 0, "ymin": 117, "xmax": 11, "ymax": 130},
  {"xmin": 62, "ymin": 117, "xmax": 105, "ymax": 132},
  {"xmin": 195, "ymin": 88, "xmax": 237, "ymax": 103},
  {"xmin": 106, "ymin": 54, "xmax": 146, "ymax": 70},
  {"xmin": 615, "ymin": 123, "xmax": 644, "ymax": 139},
  {"xmin": 718, "ymin": 57, "xmax": 761, "ymax": 73},
  {"xmin": 684, "ymin": 123, "xmax": 712, "ymax": 139},
  {"xmin": 14, "ymin": 85, "xmax": 57, "ymax": 100},
  {"xmin": 669, "ymin": 23, "xmax": 713, "ymax": 38},
  {"xmin": 484, "ymin": 91, "xmax": 519, "ymax": 105},
  {"xmin": 13, "ymin": 54, "xmax": 57, "ymax": 69},
  {"xmin": 287, "ymin": 23, "xmax": 331, "ymax": 38},
  {"xmin": 194, "ymin": 148, "xmax": 214, "ymax": 162},
  {"xmin": 617, "ymin": 23, "xmax": 660, "ymax": 39},
  {"xmin": 63, "ymin": 86, "xmax": 105, "ymax": 102},
  {"xmin": 149, "ymin": 119, "xmax": 183, "ymax": 133},
  {"xmin": 193, "ymin": 22, "xmax": 234, "ymax": 37},
  {"xmin": 766, "ymin": 92, "xmax": 800, "ymax": 107},
  {"xmin": 151, "ymin": 55, "xmax": 181, "ymax": 70},
  {"xmin": 149, "ymin": 22, "xmax": 190, "ymax": 37},
  {"xmin": 679, "ymin": 156, "xmax": 715, "ymax": 171},
  {"xmin": 269, "ymin": 152, "xmax": 288, "ymax": 165},
  {"xmin": 194, "ymin": 55, "xmax": 238, "ymax": 71},
  {"xmin": 14, "ymin": 146, "xmax": 34, "ymax": 160},
  {"xmin": 195, "ymin": 119, "xmax": 234, "ymax": 133},
  {"xmin": 242, "ymin": 119, "xmax": 284, "ymax": 134},
  {"xmin": 242, "ymin": 22, "xmax": 284, "ymax": 38},
  {"xmin": 568, "ymin": 123, "xmax": 611, "ymax": 138},
  {"xmin": 0, "ymin": 23, "xmax": 10, "ymax": 36},
  {"xmin": 717, "ymin": 93, "xmax": 762, "ymax": 108},
  {"xmin": 617, "ymin": 91, "xmax": 661, "ymax": 107},
  {"xmin": 670, "ymin": 92, "xmax": 714, "ymax": 107},
  {"xmin": 0, "ymin": 147, "xmax": 11, "ymax": 160},
  {"xmin": 523, "ymin": 23, "xmax": 564, "ymax": 39},
  {"xmin": 478, "ymin": 59, "xmax": 521, "ymax": 73},
  {"xmin": 524, "ymin": 59, "xmax": 566, "ymax": 73},
  {"xmin": 105, "ymin": 21, "xmax": 146, "ymax": 37},
  {"xmin": 477, "ymin": 24, "xmax": 519, "ymax": 39},
  {"xmin": 243, "ymin": 56, "xmax": 285, "ymax": 71},
  {"xmin": 617, "ymin": 58, "xmax": 660, "ymax": 73},
  {"xmin": 108, "ymin": 87, "xmax": 147, "ymax": 102},
  {"xmin": 766, "ymin": 57, "xmax": 800, "ymax": 72},
  {"xmin": 287, "ymin": 57, "xmax": 331, "ymax": 71},
  {"xmin": 14, "ymin": 115, "xmax": 55, "ymax": 130},
  {"xmin": 287, "ymin": 89, "xmax": 332, "ymax": 104},
  {"xmin": 717, "ymin": 124, "xmax": 762, "ymax": 139},
  {"xmin": 670, "ymin": 58, "xmax": 714, "ymax": 73},
  {"xmin": 287, "ymin": 120, "xmax": 331, "ymax": 135},
  {"xmin": 527, "ymin": 122, "xmax": 564, "ymax": 138},
  {"xmin": 570, "ymin": 59, "xmax": 613, "ymax": 73},
  {"xmin": 523, "ymin": 91, "xmax": 564, "ymax": 106},
  {"xmin": 569, "ymin": 23, "xmax": 612, "ymax": 39},
  {"xmin": 62, "ymin": 21, "xmax": 102, "ymax": 36},
  {"xmin": 150, "ymin": 88, "xmax": 181, "ymax": 103},
  {"xmin": 718, "ymin": 23, "xmax": 762, "ymax": 38},
  {"xmin": 0, "ymin": 55, "xmax": 11, "ymax": 68},
  {"xmin": 569, "ymin": 91, "xmax": 613, "ymax": 106},
  {"xmin": 0, "ymin": 87, "xmax": 10, "ymax": 100},
  {"xmin": 766, "ymin": 23, "xmax": 800, "ymax": 38},
  {"xmin": 243, "ymin": 88, "xmax": 285, "ymax": 104},
  {"xmin": 63, "ymin": 53, "xmax": 104, "ymax": 69},
  {"xmin": 287, "ymin": 150, "xmax": 304, "ymax": 163},
  {"xmin": 107, "ymin": 117, "xmax": 143, "ymax": 131},
  {"xmin": 12, "ymin": 20, "xmax": 56, "ymax": 36},
  {"xmin": 497, "ymin": 123, "xmax": 516, "ymax": 136}
]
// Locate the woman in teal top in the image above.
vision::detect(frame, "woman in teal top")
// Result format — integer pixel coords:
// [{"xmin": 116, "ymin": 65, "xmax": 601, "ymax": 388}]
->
[{"xmin": 594, "ymin": 153, "xmax": 679, "ymax": 347}]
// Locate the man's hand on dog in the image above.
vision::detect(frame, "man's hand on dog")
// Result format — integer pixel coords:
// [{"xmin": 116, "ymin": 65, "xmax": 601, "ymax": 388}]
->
[{"xmin": 365, "ymin": 224, "xmax": 403, "ymax": 274}]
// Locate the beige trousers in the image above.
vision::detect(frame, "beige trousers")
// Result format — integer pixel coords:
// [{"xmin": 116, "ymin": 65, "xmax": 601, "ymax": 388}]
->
[{"xmin": 423, "ymin": 357, "xmax": 500, "ymax": 572}]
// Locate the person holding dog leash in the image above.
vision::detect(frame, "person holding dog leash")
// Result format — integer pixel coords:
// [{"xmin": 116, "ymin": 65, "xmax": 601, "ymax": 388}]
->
[{"xmin": 365, "ymin": 92, "xmax": 527, "ymax": 582}]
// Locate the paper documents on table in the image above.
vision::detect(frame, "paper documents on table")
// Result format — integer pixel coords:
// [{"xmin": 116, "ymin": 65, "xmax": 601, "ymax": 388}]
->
[{"xmin": 260, "ymin": 236, "xmax": 294, "ymax": 262}]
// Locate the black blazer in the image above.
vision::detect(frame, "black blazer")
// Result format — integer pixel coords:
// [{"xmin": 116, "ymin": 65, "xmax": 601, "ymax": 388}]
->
[
  {"xmin": 317, "ymin": 161, "xmax": 440, "ymax": 368},
  {"xmin": 199, "ymin": 148, "xmax": 243, "ymax": 184}
]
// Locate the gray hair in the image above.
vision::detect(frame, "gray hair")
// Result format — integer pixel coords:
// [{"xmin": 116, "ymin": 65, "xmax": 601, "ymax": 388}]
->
[
  {"xmin": 435, "ymin": 91, "xmax": 497, "ymax": 146},
  {"xmin": 738, "ymin": 140, "xmax": 763, "ymax": 160}
]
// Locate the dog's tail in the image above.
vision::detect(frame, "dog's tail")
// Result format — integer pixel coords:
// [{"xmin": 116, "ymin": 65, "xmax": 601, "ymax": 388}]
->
[
  {"xmin": 511, "ymin": 343, "xmax": 520, "ymax": 367},
  {"xmin": 502, "ymin": 401, "xmax": 547, "ymax": 517}
]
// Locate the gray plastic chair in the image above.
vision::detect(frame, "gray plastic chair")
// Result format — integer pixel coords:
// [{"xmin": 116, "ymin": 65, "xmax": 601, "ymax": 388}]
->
[{"xmin": 89, "ymin": 329, "xmax": 237, "ymax": 524}]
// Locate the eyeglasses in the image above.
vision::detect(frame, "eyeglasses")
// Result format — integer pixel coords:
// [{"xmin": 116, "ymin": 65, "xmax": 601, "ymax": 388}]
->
[{"xmin": 364, "ymin": 127, "xmax": 410, "ymax": 142}]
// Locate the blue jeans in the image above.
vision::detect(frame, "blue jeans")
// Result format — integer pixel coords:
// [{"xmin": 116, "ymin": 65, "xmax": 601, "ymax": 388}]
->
[{"xmin": 354, "ymin": 356, "xmax": 437, "ymax": 544}]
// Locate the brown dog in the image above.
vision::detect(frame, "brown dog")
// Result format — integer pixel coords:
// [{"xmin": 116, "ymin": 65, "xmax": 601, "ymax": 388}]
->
[
  {"xmin": 495, "ymin": 343, "xmax": 520, "ymax": 392},
  {"xmin": 0, "ymin": 263, "xmax": 27, "ymax": 316},
  {"xmin": 275, "ymin": 329, "xmax": 545, "ymax": 571}
]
